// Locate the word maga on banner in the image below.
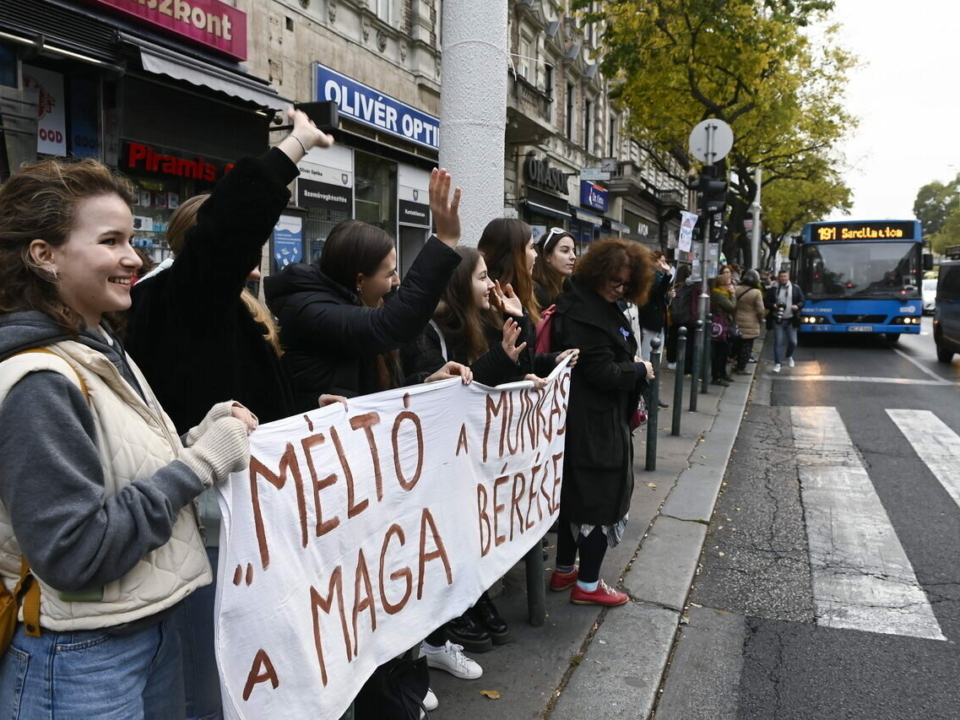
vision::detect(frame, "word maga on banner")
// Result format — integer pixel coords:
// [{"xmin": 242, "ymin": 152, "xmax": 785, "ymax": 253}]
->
[{"xmin": 215, "ymin": 360, "xmax": 572, "ymax": 719}]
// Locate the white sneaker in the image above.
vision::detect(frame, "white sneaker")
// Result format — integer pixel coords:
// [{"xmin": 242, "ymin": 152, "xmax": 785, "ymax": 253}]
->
[
  {"xmin": 773, "ymin": 363, "xmax": 781, "ymax": 373},
  {"xmin": 423, "ymin": 688, "xmax": 439, "ymax": 711},
  {"xmin": 424, "ymin": 641, "xmax": 483, "ymax": 680},
  {"xmin": 667, "ymin": 362, "xmax": 677, "ymax": 371},
  {"xmin": 787, "ymin": 357, "xmax": 795, "ymax": 368}
]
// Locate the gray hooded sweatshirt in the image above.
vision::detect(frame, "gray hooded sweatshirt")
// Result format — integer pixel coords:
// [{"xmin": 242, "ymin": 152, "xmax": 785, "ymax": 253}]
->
[{"xmin": 0, "ymin": 311, "xmax": 206, "ymax": 594}]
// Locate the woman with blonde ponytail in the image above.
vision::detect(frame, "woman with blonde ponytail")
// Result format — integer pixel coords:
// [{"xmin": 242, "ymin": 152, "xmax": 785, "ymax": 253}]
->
[{"xmin": 124, "ymin": 107, "xmax": 335, "ymax": 720}]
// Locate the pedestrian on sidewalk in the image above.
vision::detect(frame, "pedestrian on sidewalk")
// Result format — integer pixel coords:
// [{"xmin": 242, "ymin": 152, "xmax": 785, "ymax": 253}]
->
[
  {"xmin": 665, "ymin": 264, "xmax": 692, "ymax": 369},
  {"xmin": 733, "ymin": 269, "xmax": 766, "ymax": 374},
  {"xmin": 710, "ymin": 265, "xmax": 737, "ymax": 386},
  {"xmin": 638, "ymin": 251, "xmax": 675, "ymax": 362},
  {"xmin": 0, "ymin": 156, "xmax": 253, "ymax": 718},
  {"xmin": 549, "ymin": 238, "xmax": 655, "ymax": 607},
  {"xmin": 764, "ymin": 267, "xmax": 804, "ymax": 373},
  {"xmin": 532, "ymin": 227, "xmax": 577, "ymax": 310}
]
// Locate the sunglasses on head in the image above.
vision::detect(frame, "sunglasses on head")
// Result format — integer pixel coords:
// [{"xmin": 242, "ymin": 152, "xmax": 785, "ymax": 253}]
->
[{"xmin": 537, "ymin": 227, "xmax": 569, "ymax": 252}]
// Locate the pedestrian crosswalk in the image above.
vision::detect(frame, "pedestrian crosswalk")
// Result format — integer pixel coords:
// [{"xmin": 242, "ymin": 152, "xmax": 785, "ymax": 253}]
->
[{"xmin": 791, "ymin": 406, "xmax": 954, "ymax": 642}]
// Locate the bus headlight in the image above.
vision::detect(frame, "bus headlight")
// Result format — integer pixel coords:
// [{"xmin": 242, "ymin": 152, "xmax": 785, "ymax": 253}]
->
[
  {"xmin": 801, "ymin": 316, "xmax": 826, "ymax": 324},
  {"xmin": 892, "ymin": 316, "xmax": 920, "ymax": 325}
]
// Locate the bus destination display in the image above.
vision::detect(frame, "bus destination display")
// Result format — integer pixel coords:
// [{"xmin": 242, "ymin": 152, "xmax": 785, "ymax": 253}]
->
[{"xmin": 812, "ymin": 221, "xmax": 916, "ymax": 242}]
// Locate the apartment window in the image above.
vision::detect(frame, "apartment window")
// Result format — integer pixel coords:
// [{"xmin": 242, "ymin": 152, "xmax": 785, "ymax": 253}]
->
[
  {"xmin": 566, "ymin": 83, "xmax": 575, "ymax": 140},
  {"xmin": 608, "ymin": 115, "xmax": 617, "ymax": 158},
  {"xmin": 544, "ymin": 64, "xmax": 554, "ymax": 98},
  {"xmin": 373, "ymin": 0, "xmax": 396, "ymax": 24},
  {"xmin": 519, "ymin": 33, "xmax": 534, "ymax": 81},
  {"xmin": 584, "ymin": 99, "xmax": 593, "ymax": 153}
]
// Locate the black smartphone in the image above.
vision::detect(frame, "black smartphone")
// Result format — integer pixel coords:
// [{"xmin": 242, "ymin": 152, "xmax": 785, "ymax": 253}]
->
[{"xmin": 293, "ymin": 100, "xmax": 340, "ymax": 133}]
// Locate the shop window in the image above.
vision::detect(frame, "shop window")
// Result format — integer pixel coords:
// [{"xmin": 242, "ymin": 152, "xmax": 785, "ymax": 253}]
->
[
  {"xmin": 0, "ymin": 44, "xmax": 16, "ymax": 88},
  {"xmin": 354, "ymin": 150, "xmax": 398, "ymax": 239},
  {"xmin": 128, "ymin": 172, "xmax": 219, "ymax": 265}
]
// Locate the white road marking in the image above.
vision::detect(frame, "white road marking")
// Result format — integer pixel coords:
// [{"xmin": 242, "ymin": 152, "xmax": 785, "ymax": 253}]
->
[
  {"xmin": 771, "ymin": 375, "xmax": 951, "ymax": 386},
  {"xmin": 791, "ymin": 406, "xmax": 946, "ymax": 641},
  {"xmin": 888, "ymin": 410, "xmax": 960, "ymax": 511},
  {"xmin": 894, "ymin": 347, "xmax": 951, "ymax": 384}
]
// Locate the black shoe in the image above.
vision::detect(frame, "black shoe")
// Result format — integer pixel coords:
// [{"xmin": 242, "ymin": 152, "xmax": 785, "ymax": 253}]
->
[
  {"xmin": 658, "ymin": 400, "xmax": 669, "ymax": 409},
  {"xmin": 713, "ymin": 378, "xmax": 731, "ymax": 387},
  {"xmin": 446, "ymin": 612, "xmax": 493, "ymax": 653},
  {"xmin": 471, "ymin": 593, "xmax": 512, "ymax": 645}
]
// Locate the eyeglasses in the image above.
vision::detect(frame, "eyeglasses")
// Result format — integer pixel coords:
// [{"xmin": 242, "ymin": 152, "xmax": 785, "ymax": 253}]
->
[
  {"xmin": 537, "ymin": 227, "xmax": 568, "ymax": 252},
  {"xmin": 608, "ymin": 277, "xmax": 628, "ymax": 290}
]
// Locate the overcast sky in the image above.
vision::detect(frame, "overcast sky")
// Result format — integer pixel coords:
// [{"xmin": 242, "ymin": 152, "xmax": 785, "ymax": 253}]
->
[{"xmin": 823, "ymin": 1, "xmax": 960, "ymax": 221}]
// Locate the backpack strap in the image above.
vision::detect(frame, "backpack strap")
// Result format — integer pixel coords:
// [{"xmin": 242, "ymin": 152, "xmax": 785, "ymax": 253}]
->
[{"xmin": 427, "ymin": 320, "xmax": 448, "ymax": 362}]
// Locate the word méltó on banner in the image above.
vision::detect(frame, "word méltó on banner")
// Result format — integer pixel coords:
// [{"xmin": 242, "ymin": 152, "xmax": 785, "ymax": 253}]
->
[{"xmin": 214, "ymin": 360, "xmax": 571, "ymax": 720}]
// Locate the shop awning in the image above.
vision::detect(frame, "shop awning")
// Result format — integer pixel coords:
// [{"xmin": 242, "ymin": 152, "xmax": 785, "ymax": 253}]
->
[
  {"xmin": 122, "ymin": 34, "xmax": 292, "ymax": 111},
  {"xmin": 523, "ymin": 199, "xmax": 570, "ymax": 220},
  {"xmin": 571, "ymin": 207, "xmax": 604, "ymax": 226}
]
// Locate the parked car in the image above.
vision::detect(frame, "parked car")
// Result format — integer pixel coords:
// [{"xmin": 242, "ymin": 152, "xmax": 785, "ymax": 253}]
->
[
  {"xmin": 933, "ymin": 262, "xmax": 960, "ymax": 363},
  {"xmin": 922, "ymin": 278, "xmax": 938, "ymax": 314}
]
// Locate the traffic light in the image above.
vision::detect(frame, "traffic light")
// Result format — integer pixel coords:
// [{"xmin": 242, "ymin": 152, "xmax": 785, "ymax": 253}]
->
[{"xmin": 698, "ymin": 171, "xmax": 727, "ymax": 215}]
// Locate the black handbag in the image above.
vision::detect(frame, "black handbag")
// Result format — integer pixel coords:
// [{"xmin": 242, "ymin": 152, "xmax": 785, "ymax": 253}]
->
[{"xmin": 353, "ymin": 650, "xmax": 430, "ymax": 720}]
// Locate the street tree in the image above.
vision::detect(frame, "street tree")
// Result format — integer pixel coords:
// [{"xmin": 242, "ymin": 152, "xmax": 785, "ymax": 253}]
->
[
  {"xmin": 913, "ymin": 178, "xmax": 959, "ymax": 238},
  {"xmin": 574, "ymin": 0, "xmax": 855, "ymax": 266}
]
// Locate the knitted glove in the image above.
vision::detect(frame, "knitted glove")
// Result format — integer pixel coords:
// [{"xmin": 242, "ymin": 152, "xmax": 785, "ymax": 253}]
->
[
  {"xmin": 184, "ymin": 401, "xmax": 236, "ymax": 447},
  {"xmin": 179, "ymin": 417, "xmax": 250, "ymax": 487}
]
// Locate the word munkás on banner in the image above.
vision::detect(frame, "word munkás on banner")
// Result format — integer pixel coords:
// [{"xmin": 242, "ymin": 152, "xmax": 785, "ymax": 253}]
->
[{"xmin": 214, "ymin": 360, "xmax": 572, "ymax": 719}]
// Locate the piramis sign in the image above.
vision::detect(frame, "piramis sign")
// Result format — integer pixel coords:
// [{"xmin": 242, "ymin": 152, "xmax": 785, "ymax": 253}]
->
[{"xmin": 215, "ymin": 360, "xmax": 572, "ymax": 719}]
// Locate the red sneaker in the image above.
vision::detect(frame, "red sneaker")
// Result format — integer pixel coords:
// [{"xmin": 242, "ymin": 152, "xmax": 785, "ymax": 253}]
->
[
  {"xmin": 549, "ymin": 568, "xmax": 578, "ymax": 592},
  {"xmin": 570, "ymin": 580, "xmax": 629, "ymax": 607}
]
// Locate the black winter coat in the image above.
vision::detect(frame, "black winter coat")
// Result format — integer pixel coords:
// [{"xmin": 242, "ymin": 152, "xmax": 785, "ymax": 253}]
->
[
  {"xmin": 551, "ymin": 278, "xmax": 647, "ymax": 526},
  {"xmin": 264, "ymin": 238, "xmax": 461, "ymax": 409},
  {"xmin": 126, "ymin": 149, "xmax": 297, "ymax": 434},
  {"xmin": 639, "ymin": 271, "xmax": 674, "ymax": 332},
  {"xmin": 402, "ymin": 316, "xmax": 527, "ymax": 387},
  {"xmin": 764, "ymin": 283, "xmax": 806, "ymax": 329}
]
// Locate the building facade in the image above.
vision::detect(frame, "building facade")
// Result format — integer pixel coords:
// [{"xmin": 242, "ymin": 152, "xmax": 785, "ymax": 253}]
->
[{"xmin": 0, "ymin": 0, "xmax": 693, "ymax": 273}]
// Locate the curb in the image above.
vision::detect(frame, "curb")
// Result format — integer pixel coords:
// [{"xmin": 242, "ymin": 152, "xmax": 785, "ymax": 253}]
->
[{"xmin": 551, "ymin": 360, "xmax": 756, "ymax": 719}]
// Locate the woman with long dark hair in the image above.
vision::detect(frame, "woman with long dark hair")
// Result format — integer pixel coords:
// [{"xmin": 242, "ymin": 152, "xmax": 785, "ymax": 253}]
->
[
  {"xmin": 532, "ymin": 227, "xmax": 577, "ymax": 309},
  {"xmin": 266, "ymin": 172, "xmax": 470, "ymax": 408},
  {"xmin": 549, "ymin": 238, "xmax": 655, "ymax": 606}
]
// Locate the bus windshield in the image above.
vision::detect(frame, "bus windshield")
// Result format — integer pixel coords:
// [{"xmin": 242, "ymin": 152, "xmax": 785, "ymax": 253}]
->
[{"xmin": 800, "ymin": 242, "xmax": 920, "ymax": 299}]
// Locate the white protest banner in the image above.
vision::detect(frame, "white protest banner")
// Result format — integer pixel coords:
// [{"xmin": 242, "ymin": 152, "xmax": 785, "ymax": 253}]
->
[
  {"xmin": 678, "ymin": 210, "xmax": 698, "ymax": 254},
  {"xmin": 215, "ymin": 359, "xmax": 571, "ymax": 719}
]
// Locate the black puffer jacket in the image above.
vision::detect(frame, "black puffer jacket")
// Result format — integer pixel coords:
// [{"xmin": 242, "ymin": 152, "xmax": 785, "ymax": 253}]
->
[
  {"xmin": 551, "ymin": 277, "xmax": 647, "ymax": 525},
  {"xmin": 265, "ymin": 238, "xmax": 461, "ymax": 409},
  {"xmin": 126, "ymin": 149, "xmax": 297, "ymax": 434}
]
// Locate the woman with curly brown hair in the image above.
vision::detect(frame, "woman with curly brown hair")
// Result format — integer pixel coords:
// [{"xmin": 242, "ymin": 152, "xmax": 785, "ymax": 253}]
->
[{"xmin": 548, "ymin": 238, "xmax": 655, "ymax": 606}]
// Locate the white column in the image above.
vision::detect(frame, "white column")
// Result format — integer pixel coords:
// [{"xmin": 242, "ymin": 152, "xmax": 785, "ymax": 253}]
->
[
  {"xmin": 750, "ymin": 166, "xmax": 762, "ymax": 269},
  {"xmin": 439, "ymin": 0, "xmax": 509, "ymax": 247}
]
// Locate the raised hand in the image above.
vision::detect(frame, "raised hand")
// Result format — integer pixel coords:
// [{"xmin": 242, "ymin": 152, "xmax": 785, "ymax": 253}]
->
[
  {"xmin": 287, "ymin": 107, "xmax": 334, "ymax": 151},
  {"xmin": 426, "ymin": 361, "xmax": 473, "ymax": 385},
  {"xmin": 493, "ymin": 280, "xmax": 524, "ymax": 317},
  {"xmin": 318, "ymin": 394, "xmax": 349, "ymax": 410},
  {"xmin": 501, "ymin": 318, "xmax": 527, "ymax": 362},
  {"xmin": 429, "ymin": 168, "xmax": 462, "ymax": 247}
]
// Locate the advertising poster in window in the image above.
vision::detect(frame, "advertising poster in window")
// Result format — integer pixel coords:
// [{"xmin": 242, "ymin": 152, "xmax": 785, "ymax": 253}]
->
[{"xmin": 23, "ymin": 66, "xmax": 66, "ymax": 156}]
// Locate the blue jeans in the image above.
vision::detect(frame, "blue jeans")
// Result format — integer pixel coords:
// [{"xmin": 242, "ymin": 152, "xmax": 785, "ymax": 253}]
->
[
  {"xmin": 173, "ymin": 546, "xmax": 223, "ymax": 720},
  {"xmin": 773, "ymin": 321, "xmax": 797, "ymax": 364},
  {"xmin": 0, "ymin": 617, "xmax": 184, "ymax": 720}
]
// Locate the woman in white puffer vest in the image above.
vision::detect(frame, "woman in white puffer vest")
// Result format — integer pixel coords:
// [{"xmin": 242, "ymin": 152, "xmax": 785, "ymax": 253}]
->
[{"xmin": 0, "ymin": 157, "xmax": 254, "ymax": 719}]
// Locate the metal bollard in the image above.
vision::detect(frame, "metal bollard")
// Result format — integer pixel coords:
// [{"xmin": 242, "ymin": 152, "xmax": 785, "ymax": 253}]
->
[
  {"xmin": 645, "ymin": 337, "xmax": 662, "ymax": 471},
  {"xmin": 672, "ymin": 326, "xmax": 687, "ymax": 435},
  {"xmin": 525, "ymin": 542, "xmax": 545, "ymax": 626},
  {"xmin": 689, "ymin": 320, "xmax": 702, "ymax": 412},
  {"xmin": 701, "ymin": 312, "xmax": 712, "ymax": 394}
]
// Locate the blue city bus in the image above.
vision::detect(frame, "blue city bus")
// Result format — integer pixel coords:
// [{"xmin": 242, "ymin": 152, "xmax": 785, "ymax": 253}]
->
[{"xmin": 790, "ymin": 220, "xmax": 933, "ymax": 338}]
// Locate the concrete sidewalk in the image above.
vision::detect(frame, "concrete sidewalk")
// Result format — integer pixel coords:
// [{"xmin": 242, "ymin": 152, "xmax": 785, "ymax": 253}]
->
[{"xmin": 427, "ymin": 355, "xmax": 757, "ymax": 719}]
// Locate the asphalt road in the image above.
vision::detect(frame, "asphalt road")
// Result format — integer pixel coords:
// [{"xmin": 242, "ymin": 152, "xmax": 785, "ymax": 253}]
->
[{"xmin": 656, "ymin": 318, "xmax": 960, "ymax": 720}]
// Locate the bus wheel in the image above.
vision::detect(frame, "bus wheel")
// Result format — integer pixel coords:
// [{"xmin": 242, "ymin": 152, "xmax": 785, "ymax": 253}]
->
[{"xmin": 886, "ymin": 333, "xmax": 901, "ymax": 343}]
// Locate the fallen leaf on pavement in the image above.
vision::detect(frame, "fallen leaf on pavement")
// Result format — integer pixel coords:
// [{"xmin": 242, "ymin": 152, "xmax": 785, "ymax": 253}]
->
[
  {"xmin": 478, "ymin": 690, "xmax": 501, "ymax": 700},
  {"xmin": 646, "ymin": 482, "xmax": 657, "ymax": 489},
  {"xmin": 718, "ymin": 552, "xmax": 725, "ymax": 557}
]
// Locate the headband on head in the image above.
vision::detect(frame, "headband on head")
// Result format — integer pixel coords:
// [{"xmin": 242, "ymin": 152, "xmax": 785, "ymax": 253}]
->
[{"xmin": 536, "ymin": 226, "xmax": 571, "ymax": 254}]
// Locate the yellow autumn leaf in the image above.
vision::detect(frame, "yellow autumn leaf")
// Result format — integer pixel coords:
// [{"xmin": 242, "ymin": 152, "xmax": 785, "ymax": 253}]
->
[{"xmin": 478, "ymin": 690, "xmax": 501, "ymax": 700}]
